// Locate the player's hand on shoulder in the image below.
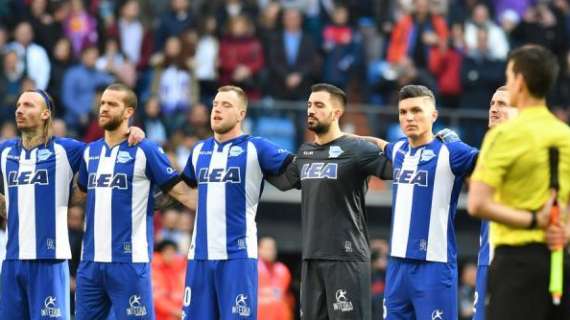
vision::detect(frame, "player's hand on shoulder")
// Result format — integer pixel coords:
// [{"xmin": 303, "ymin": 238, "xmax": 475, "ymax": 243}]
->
[
  {"xmin": 436, "ymin": 128, "xmax": 461, "ymax": 144},
  {"xmin": 126, "ymin": 126, "xmax": 146, "ymax": 146}
]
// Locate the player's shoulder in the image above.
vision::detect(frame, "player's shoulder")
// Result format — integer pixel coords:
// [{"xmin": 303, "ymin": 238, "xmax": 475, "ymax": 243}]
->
[
  {"xmin": 52, "ymin": 136, "xmax": 86, "ymax": 151},
  {"xmin": 0, "ymin": 138, "xmax": 18, "ymax": 150},
  {"xmin": 440, "ymin": 139, "xmax": 477, "ymax": 155},
  {"xmin": 248, "ymin": 135, "xmax": 291, "ymax": 153}
]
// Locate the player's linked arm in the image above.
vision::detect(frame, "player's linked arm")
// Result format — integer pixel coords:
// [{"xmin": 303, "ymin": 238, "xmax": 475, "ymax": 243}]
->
[
  {"xmin": 167, "ymin": 181, "xmax": 197, "ymax": 211},
  {"xmin": 266, "ymin": 157, "xmax": 300, "ymax": 191},
  {"xmin": 346, "ymin": 134, "xmax": 388, "ymax": 152},
  {"xmin": 467, "ymin": 181, "xmax": 552, "ymax": 229},
  {"xmin": 0, "ymin": 193, "xmax": 5, "ymax": 219}
]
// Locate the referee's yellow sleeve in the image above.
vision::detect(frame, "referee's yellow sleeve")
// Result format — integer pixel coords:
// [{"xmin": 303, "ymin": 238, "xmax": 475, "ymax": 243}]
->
[{"xmin": 471, "ymin": 126, "xmax": 528, "ymax": 188}]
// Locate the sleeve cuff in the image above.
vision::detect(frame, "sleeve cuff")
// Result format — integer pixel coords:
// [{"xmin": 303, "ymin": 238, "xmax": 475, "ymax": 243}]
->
[
  {"xmin": 160, "ymin": 175, "xmax": 182, "ymax": 193},
  {"xmin": 77, "ymin": 182, "xmax": 87, "ymax": 193},
  {"xmin": 180, "ymin": 174, "xmax": 197, "ymax": 188}
]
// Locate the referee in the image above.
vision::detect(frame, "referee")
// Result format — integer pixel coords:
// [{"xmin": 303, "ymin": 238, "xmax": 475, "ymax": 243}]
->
[{"xmin": 468, "ymin": 45, "xmax": 570, "ymax": 320}]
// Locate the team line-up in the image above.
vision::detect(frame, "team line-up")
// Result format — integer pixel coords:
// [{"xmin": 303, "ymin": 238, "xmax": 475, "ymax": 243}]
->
[{"xmin": 0, "ymin": 44, "xmax": 569, "ymax": 320}]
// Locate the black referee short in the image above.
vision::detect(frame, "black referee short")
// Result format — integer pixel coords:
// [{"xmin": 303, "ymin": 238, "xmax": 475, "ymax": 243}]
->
[
  {"xmin": 300, "ymin": 259, "xmax": 371, "ymax": 320},
  {"xmin": 487, "ymin": 243, "xmax": 570, "ymax": 320}
]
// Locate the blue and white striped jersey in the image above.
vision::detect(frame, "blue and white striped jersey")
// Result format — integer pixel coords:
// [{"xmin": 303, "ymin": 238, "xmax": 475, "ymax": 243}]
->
[
  {"xmin": 385, "ymin": 138, "xmax": 478, "ymax": 263},
  {"xmin": 477, "ymin": 220, "xmax": 492, "ymax": 266},
  {"xmin": 181, "ymin": 135, "xmax": 290, "ymax": 260},
  {"xmin": 0, "ymin": 137, "xmax": 84, "ymax": 260},
  {"xmin": 78, "ymin": 138, "xmax": 179, "ymax": 263}
]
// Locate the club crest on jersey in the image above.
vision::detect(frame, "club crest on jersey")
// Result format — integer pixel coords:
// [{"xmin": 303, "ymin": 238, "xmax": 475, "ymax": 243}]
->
[
  {"xmin": 88, "ymin": 173, "xmax": 128, "ymax": 189},
  {"xmin": 198, "ymin": 167, "xmax": 241, "ymax": 183},
  {"xmin": 420, "ymin": 149, "xmax": 436, "ymax": 162},
  {"xmin": 329, "ymin": 146, "xmax": 344, "ymax": 158},
  {"xmin": 393, "ymin": 169, "xmax": 428, "ymax": 186},
  {"xmin": 300, "ymin": 163, "xmax": 338, "ymax": 180},
  {"xmin": 8, "ymin": 170, "xmax": 49, "ymax": 186},
  {"xmin": 116, "ymin": 151, "xmax": 133, "ymax": 164},
  {"xmin": 229, "ymin": 146, "xmax": 244, "ymax": 157},
  {"xmin": 37, "ymin": 149, "xmax": 52, "ymax": 161}
]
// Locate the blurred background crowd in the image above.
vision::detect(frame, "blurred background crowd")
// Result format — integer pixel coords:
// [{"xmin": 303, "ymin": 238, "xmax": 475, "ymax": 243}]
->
[{"xmin": 0, "ymin": 0, "xmax": 569, "ymax": 318}]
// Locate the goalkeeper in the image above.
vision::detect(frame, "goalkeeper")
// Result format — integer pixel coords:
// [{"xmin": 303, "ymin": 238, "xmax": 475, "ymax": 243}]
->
[{"xmin": 467, "ymin": 45, "xmax": 570, "ymax": 320}]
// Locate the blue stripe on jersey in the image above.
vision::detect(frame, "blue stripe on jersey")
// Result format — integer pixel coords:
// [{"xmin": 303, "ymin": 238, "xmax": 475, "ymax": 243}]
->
[
  {"xmin": 35, "ymin": 143, "xmax": 56, "ymax": 259},
  {"xmin": 194, "ymin": 140, "xmax": 214, "ymax": 260},
  {"xmin": 4, "ymin": 147, "xmax": 20, "ymax": 259},
  {"xmin": 477, "ymin": 220, "xmax": 490, "ymax": 266},
  {"xmin": 111, "ymin": 147, "xmax": 136, "ymax": 261},
  {"xmin": 225, "ymin": 144, "xmax": 247, "ymax": 259}
]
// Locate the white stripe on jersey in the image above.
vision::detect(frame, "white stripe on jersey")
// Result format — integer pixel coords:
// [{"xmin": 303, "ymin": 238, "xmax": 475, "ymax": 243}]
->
[
  {"xmin": 54, "ymin": 143, "xmax": 73, "ymax": 259},
  {"xmin": 245, "ymin": 142, "xmax": 262, "ymax": 258},
  {"xmin": 81, "ymin": 146, "xmax": 90, "ymax": 260},
  {"xmin": 94, "ymin": 146, "xmax": 119, "ymax": 262},
  {"xmin": 1, "ymin": 148, "xmax": 10, "ymax": 257},
  {"xmin": 187, "ymin": 142, "xmax": 203, "ymax": 260},
  {"xmin": 390, "ymin": 143, "xmax": 415, "ymax": 258},
  {"xmin": 426, "ymin": 145, "xmax": 453, "ymax": 262},
  {"xmin": 206, "ymin": 143, "xmax": 231, "ymax": 259},
  {"xmin": 18, "ymin": 149, "xmax": 37, "ymax": 259},
  {"xmin": 131, "ymin": 148, "xmax": 150, "ymax": 263}
]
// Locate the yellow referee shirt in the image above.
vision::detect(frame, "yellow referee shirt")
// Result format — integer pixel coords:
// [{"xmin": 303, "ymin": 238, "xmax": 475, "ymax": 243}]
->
[{"xmin": 472, "ymin": 106, "xmax": 570, "ymax": 246}]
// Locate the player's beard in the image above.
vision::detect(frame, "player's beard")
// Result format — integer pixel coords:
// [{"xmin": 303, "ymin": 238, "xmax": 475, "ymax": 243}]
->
[
  {"xmin": 100, "ymin": 114, "xmax": 123, "ymax": 131},
  {"xmin": 308, "ymin": 120, "xmax": 330, "ymax": 134}
]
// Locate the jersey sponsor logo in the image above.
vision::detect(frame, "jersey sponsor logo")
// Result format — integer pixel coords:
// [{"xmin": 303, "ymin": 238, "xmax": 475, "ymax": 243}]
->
[
  {"xmin": 41, "ymin": 296, "xmax": 62, "ymax": 318},
  {"xmin": 300, "ymin": 163, "xmax": 338, "ymax": 180},
  {"xmin": 393, "ymin": 169, "xmax": 428, "ymax": 187},
  {"xmin": 420, "ymin": 149, "xmax": 436, "ymax": 162},
  {"xmin": 303, "ymin": 151, "xmax": 314, "ymax": 156},
  {"xmin": 232, "ymin": 294, "xmax": 251, "ymax": 316},
  {"xmin": 198, "ymin": 167, "xmax": 241, "ymax": 184},
  {"xmin": 37, "ymin": 149, "xmax": 53, "ymax": 161},
  {"xmin": 6, "ymin": 154, "xmax": 19, "ymax": 160},
  {"xmin": 329, "ymin": 146, "xmax": 344, "ymax": 158},
  {"xmin": 116, "ymin": 151, "xmax": 133, "ymax": 164},
  {"xmin": 333, "ymin": 289, "xmax": 353, "ymax": 312},
  {"xmin": 87, "ymin": 173, "xmax": 128, "ymax": 189},
  {"xmin": 8, "ymin": 170, "xmax": 49, "ymax": 186},
  {"xmin": 126, "ymin": 295, "xmax": 147, "ymax": 317},
  {"xmin": 431, "ymin": 309, "xmax": 444, "ymax": 320},
  {"xmin": 229, "ymin": 146, "xmax": 244, "ymax": 157}
]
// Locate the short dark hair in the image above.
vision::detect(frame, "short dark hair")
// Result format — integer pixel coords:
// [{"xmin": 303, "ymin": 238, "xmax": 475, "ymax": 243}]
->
[
  {"xmin": 105, "ymin": 83, "xmax": 138, "ymax": 110},
  {"xmin": 398, "ymin": 85, "xmax": 435, "ymax": 103},
  {"xmin": 507, "ymin": 45, "xmax": 559, "ymax": 99},
  {"xmin": 496, "ymin": 85, "xmax": 507, "ymax": 91},
  {"xmin": 311, "ymin": 83, "xmax": 347, "ymax": 108},
  {"xmin": 155, "ymin": 240, "xmax": 178, "ymax": 253}
]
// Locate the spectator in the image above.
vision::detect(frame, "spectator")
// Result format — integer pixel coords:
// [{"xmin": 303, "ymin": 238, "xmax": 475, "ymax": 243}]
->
[
  {"xmin": 429, "ymin": 23, "xmax": 465, "ymax": 109},
  {"xmin": 387, "ymin": 0, "xmax": 448, "ymax": 69},
  {"xmin": 0, "ymin": 122, "xmax": 17, "ymax": 141},
  {"xmin": 95, "ymin": 37, "xmax": 137, "ymax": 88},
  {"xmin": 459, "ymin": 262, "xmax": 477, "ymax": 320},
  {"xmin": 184, "ymin": 102, "xmax": 211, "ymax": 139},
  {"xmin": 460, "ymin": 28, "xmax": 505, "ymax": 110},
  {"xmin": 47, "ymin": 37, "xmax": 74, "ymax": 118},
  {"xmin": 219, "ymin": 15, "xmax": 265, "ymax": 100},
  {"xmin": 267, "ymin": 7, "xmax": 318, "ymax": 100},
  {"xmin": 157, "ymin": 208, "xmax": 185, "ymax": 246},
  {"xmin": 176, "ymin": 210, "xmax": 193, "ymax": 254},
  {"xmin": 52, "ymin": 118, "xmax": 67, "ymax": 137},
  {"xmin": 0, "ymin": 50, "xmax": 23, "ymax": 120},
  {"xmin": 25, "ymin": 0, "xmax": 66, "ymax": 53},
  {"xmin": 464, "ymin": 3, "xmax": 509, "ymax": 61},
  {"xmin": 62, "ymin": 46, "xmax": 114, "ymax": 133},
  {"xmin": 63, "ymin": 0, "xmax": 98, "ymax": 58},
  {"xmin": 215, "ymin": 0, "xmax": 258, "ymax": 32},
  {"xmin": 6, "ymin": 21, "xmax": 51, "ymax": 90},
  {"xmin": 370, "ymin": 239, "xmax": 388, "ymax": 320},
  {"xmin": 152, "ymin": 240, "xmax": 186, "ymax": 320},
  {"xmin": 194, "ymin": 15, "xmax": 219, "ymax": 105},
  {"xmin": 139, "ymin": 96, "xmax": 168, "ymax": 145},
  {"xmin": 107, "ymin": 0, "xmax": 153, "ymax": 70},
  {"xmin": 150, "ymin": 35, "xmax": 197, "ymax": 127},
  {"xmin": 258, "ymin": 237, "xmax": 293, "ymax": 320},
  {"xmin": 321, "ymin": 4, "xmax": 362, "ymax": 90},
  {"xmin": 155, "ymin": 0, "xmax": 195, "ymax": 51},
  {"xmin": 257, "ymin": 1, "xmax": 281, "ymax": 52}
]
